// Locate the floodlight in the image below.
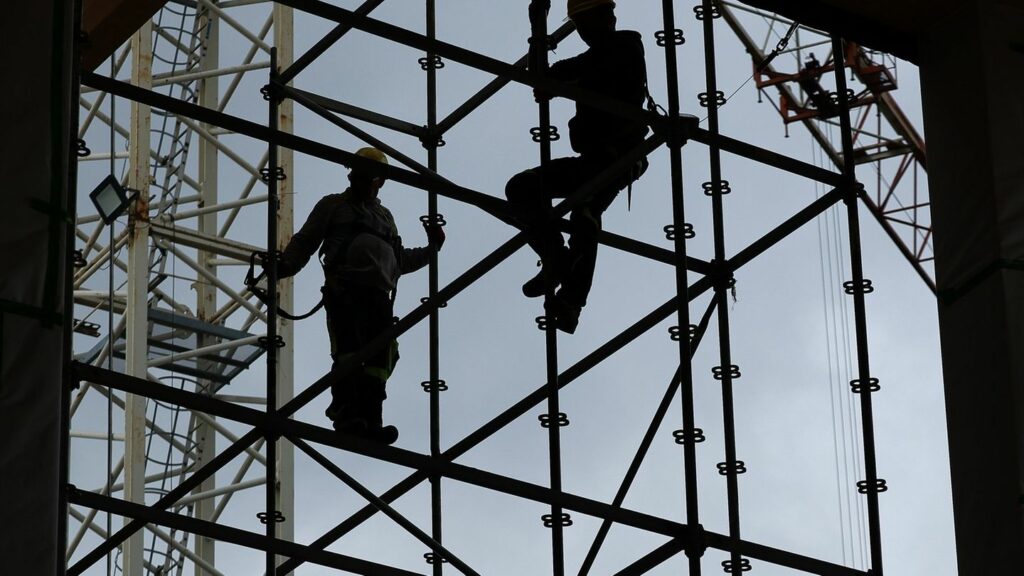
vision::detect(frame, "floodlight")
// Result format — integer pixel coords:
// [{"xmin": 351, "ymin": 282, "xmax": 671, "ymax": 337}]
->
[{"xmin": 88, "ymin": 174, "xmax": 134, "ymax": 224}]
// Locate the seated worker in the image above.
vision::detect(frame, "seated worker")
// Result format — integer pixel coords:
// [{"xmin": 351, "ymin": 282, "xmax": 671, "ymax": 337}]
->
[
  {"xmin": 505, "ymin": 0, "xmax": 650, "ymax": 334},
  {"xmin": 273, "ymin": 147, "xmax": 445, "ymax": 444}
]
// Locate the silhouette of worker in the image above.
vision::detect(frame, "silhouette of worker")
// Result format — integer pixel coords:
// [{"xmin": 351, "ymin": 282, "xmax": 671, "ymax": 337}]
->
[
  {"xmin": 505, "ymin": 0, "xmax": 649, "ymax": 334},
  {"xmin": 799, "ymin": 52, "xmax": 838, "ymax": 117},
  {"xmin": 271, "ymin": 148, "xmax": 445, "ymax": 444}
]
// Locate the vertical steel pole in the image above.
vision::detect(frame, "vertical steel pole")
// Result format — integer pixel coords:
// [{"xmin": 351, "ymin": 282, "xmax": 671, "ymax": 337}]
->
[
  {"xmin": 425, "ymin": 1, "xmax": 445, "ymax": 574},
  {"xmin": 699, "ymin": 1, "xmax": 746, "ymax": 573},
  {"xmin": 660, "ymin": 1, "xmax": 702, "ymax": 573},
  {"xmin": 273, "ymin": 5, "xmax": 296, "ymax": 569},
  {"xmin": 60, "ymin": 1, "xmax": 85, "ymax": 572},
  {"xmin": 264, "ymin": 46, "xmax": 281, "ymax": 576},
  {"xmin": 124, "ymin": 19, "xmax": 153, "ymax": 576},
  {"xmin": 193, "ymin": 7, "xmax": 219, "ymax": 573},
  {"xmin": 529, "ymin": 3, "xmax": 564, "ymax": 575},
  {"xmin": 831, "ymin": 34, "xmax": 884, "ymax": 575}
]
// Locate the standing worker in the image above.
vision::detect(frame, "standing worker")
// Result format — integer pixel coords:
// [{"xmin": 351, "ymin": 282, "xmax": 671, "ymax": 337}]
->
[
  {"xmin": 271, "ymin": 147, "xmax": 445, "ymax": 444},
  {"xmin": 506, "ymin": 0, "xmax": 650, "ymax": 334}
]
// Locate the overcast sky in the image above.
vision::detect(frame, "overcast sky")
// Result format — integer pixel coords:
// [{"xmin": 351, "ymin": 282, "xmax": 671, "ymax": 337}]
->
[{"xmin": 70, "ymin": 1, "xmax": 955, "ymax": 574}]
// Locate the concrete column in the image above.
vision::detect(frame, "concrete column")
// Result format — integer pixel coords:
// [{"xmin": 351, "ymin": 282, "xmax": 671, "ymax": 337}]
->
[
  {"xmin": 0, "ymin": 0, "xmax": 73, "ymax": 574},
  {"xmin": 918, "ymin": 1, "xmax": 1024, "ymax": 572}
]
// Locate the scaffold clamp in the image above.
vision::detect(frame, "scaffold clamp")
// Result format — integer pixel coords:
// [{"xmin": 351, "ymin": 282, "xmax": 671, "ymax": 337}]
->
[
  {"xmin": 843, "ymin": 279, "xmax": 874, "ymax": 295},
  {"xmin": 673, "ymin": 428, "xmax": 706, "ymax": 445},
  {"xmin": 541, "ymin": 512, "xmax": 572, "ymax": 527},
  {"xmin": 655, "ymin": 29, "xmax": 685, "ymax": 46},
  {"xmin": 259, "ymin": 166, "xmax": 287, "ymax": 182},
  {"xmin": 716, "ymin": 460, "xmax": 748, "ymax": 476},
  {"xmin": 722, "ymin": 558, "xmax": 752, "ymax": 573},
  {"xmin": 664, "ymin": 223, "xmax": 696, "ymax": 241},
  {"xmin": 530, "ymin": 125, "xmax": 560, "ymax": 143},
  {"xmin": 539, "ymin": 412, "xmax": 570, "ymax": 428},
  {"xmin": 421, "ymin": 379, "xmax": 448, "ymax": 393},
  {"xmin": 685, "ymin": 523, "xmax": 709, "ymax": 559},
  {"xmin": 418, "ymin": 54, "xmax": 444, "ymax": 70},
  {"xmin": 654, "ymin": 114, "xmax": 699, "ymax": 149},
  {"xmin": 257, "ymin": 510, "xmax": 286, "ymax": 524},
  {"xmin": 424, "ymin": 552, "xmax": 448, "ymax": 565},
  {"xmin": 856, "ymin": 479, "xmax": 888, "ymax": 494},
  {"xmin": 419, "ymin": 133, "xmax": 446, "ymax": 149},
  {"xmin": 850, "ymin": 377, "xmax": 881, "ymax": 394},
  {"xmin": 712, "ymin": 365, "xmax": 741, "ymax": 380},
  {"xmin": 698, "ymin": 91, "xmax": 727, "ymax": 109},
  {"xmin": 694, "ymin": 4, "xmax": 722, "ymax": 20},
  {"xmin": 702, "ymin": 180, "xmax": 732, "ymax": 196}
]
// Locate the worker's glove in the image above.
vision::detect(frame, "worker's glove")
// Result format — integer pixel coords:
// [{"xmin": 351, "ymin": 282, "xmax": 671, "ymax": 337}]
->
[{"xmin": 424, "ymin": 222, "xmax": 446, "ymax": 251}]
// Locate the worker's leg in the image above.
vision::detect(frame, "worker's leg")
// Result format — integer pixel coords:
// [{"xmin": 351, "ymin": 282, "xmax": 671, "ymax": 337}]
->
[
  {"xmin": 323, "ymin": 285, "xmax": 365, "ymax": 422},
  {"xmin": 506, "ymin": 157, "xmax": 588, "ymax": 295},
  {"xmin": 556, "ymin": 156, "xmax": 649, "ymax": 329},
  {"xmin": 344, "ymin": 286, "xmax": 398, "ymax": 433}
]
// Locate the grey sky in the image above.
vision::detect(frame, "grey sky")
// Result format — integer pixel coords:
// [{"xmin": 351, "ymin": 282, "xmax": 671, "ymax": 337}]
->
[{"xmin": 70, "ymin": 1, "xmax": 953, "ymax": 574}]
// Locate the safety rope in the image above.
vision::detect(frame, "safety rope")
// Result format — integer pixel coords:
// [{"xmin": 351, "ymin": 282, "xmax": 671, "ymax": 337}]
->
[{"xmin": 244, "ymin": 251, "xmax": 324, "ymax": 322}]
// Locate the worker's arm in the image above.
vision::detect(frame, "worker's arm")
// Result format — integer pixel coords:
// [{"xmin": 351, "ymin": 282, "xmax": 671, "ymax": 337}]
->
[
  {"xmin": 277, "ymin": 196, "xmax": 334, "ymax": 278},
  {"xmin": 549, "ymin": 53, "xmax": 585, "ymax": 82},
  {"xmin": 397, "ymin": 222, "xmax": 444, "ymax": 275}
]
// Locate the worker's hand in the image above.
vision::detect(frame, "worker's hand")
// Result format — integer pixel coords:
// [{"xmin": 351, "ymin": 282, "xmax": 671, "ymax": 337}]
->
[{"xmin": 425, "ymin": 223, "xmax": 446, "ymax": 250}]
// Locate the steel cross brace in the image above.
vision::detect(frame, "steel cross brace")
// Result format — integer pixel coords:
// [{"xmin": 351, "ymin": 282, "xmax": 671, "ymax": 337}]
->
[
  {"xmin": 276, "ymin": 184, "xmax": 847, "ymax": 574},
  {"xmin": 81, "ymin": 72, "xmax": 712, "ymax": 275},
  {"xmin": 67, "ymin": 487, "xmax": 424, "ymax": 576},
  {"xmin": 273, "ymin": 0, "xmax": 843, "ymax": 186},
  {"xmin": 70, "ymin": 359, "xmax": 865, "ymax": 576},
  {"xmin": 68, "ymin": 140, "xmax": 682, "ymax": 574},
  {"xmin": 68, "ymin": 177, "xmax": 844, "ymax": 575},
  {"xmin": 67, "ymin": 177, "xmax": 845, "ymax": 575}
]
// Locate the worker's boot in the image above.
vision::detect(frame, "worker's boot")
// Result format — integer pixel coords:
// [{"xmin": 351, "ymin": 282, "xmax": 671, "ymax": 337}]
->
[
  {"xmin": 358, "ymin": 398, "xmax": 398, "ymax": 445},
  {"xmin": 338, "ymin": 380, "xmax": 398, "ymax": 445},
  {"xmin": 522, "ymin": 248, "xmax": 569, "ymax": 298},
  {"xmin": 331, "ymin": 403, "xmax": 369, "ymax": 436},
  {"xmin": 545, "ymin": 293, "xmax": 581, "ymax": 335}
]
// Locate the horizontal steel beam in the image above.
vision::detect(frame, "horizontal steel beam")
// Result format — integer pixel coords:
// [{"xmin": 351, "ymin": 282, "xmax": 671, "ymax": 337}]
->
[
  {"xmin": 150, "ymin": 220, "xmax": 262, "ymax": 262},
  {"xmin": 291, "ymin": 87, "xmax": 427, "ymax": 138},
  {"xmin": 68, "ymin": 488, "xmax": 424, "ymax": 576},
  {"xmin": 71, "ymin": 362, "xmax": 866, "ymax": 576},
  {"xmin": 274, "ymin": 0, "xmax": 842, "ymax": 185}
]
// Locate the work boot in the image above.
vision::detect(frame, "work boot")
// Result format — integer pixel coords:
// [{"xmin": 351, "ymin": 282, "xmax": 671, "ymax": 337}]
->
[
  {"xmin": 361, "ymin": 424, "xmax": 400, "ymax": 445},
  {"xmin": 522, "ymin": 249, "xmax": 569, "ymax": 298},
  {"xmin": 348, "ymin": 396, "xmax": 400, "ymax": 446},
  {"xmin": 331, "ymin": 402, "xmax": 370, "ymax": 436},
  {"xmin": 545, "ymin": 294, "xmax": 581, "ymax": 335}
]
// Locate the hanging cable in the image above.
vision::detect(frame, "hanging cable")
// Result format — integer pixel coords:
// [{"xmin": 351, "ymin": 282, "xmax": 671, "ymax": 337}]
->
[
  {"xmin": 104, "ymin": 46, "xmax": 116, "ymax": 576},
  {"xmin": 814, "ymin": 140, "xmax": 848, "ymax": 567}
]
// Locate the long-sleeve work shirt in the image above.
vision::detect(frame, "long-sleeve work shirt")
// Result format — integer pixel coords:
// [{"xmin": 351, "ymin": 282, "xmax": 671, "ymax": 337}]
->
[
  {"xmin": 549, "ymin": 30, "xmax": 650, "ymax": 157},
  {"xmin": 278, "ymin": 190, "xmax": 432, "ymax": 292}
]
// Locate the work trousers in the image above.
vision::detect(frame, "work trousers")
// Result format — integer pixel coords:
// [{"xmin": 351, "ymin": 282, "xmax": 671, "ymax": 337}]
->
[
  {"xmin": 323, "ymin": 283, "xmax": 398, "ymax": 423},
  {"xmin": 505, "ymin": 154, "xmax": 645, "ymax": 307}
]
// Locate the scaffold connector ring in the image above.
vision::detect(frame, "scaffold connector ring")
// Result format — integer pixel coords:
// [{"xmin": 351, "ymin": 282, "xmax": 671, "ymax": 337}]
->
[{"xmin": 722, "ymin": 558, "xmax": 752, "ymax": 573}]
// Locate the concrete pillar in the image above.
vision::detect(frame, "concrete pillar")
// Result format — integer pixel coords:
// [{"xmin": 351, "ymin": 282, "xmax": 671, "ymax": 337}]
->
[
  {"xmin": 0, "ymin": 1, "xmax": 74, "ymax": 574},
  {"xmin": 918, "ymin": 1, "xmax": 1024, "ymax": 572}
]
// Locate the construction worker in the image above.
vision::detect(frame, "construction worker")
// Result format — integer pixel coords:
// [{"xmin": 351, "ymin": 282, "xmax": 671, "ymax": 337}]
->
[
  {"xmin": 506, "ymin": 0, "xmax": 649, "ymax": 333},
  {"xmin": 271, "ymin": 147, "xmax": 445, "ymax": 444}
]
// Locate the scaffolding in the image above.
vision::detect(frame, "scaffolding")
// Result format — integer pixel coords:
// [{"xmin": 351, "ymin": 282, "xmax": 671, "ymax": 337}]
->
[{"xmin": 64, "ymin": 1, "xmax": 904, "ymax": 574}]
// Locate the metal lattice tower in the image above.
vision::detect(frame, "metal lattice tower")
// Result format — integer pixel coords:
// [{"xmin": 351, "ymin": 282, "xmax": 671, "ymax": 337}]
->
[{"xmin": 64, "ymin": 1, "xmax": 926, "ymax": 574}]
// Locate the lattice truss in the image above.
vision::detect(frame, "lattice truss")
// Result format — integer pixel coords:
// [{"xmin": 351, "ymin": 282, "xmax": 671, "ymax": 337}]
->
[{"xmin": 65, "ymin": 0, "xmax": 923, "ymax": 574}]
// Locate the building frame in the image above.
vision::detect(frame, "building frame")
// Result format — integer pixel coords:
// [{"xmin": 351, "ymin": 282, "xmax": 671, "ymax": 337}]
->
[{"xmin": 64, "ymin": 1, "xmax": 893, "ymax": 574}]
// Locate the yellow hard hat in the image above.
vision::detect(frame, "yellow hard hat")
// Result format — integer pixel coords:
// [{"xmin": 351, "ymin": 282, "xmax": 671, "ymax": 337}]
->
[
  {"xmin": 567, "ymin": 0, "xmax": 615, "ymax": 18},
  {"xmin": 354, "ymin": 146, "xmax": 388, "ymax": 166}
]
